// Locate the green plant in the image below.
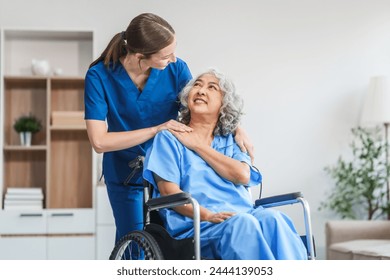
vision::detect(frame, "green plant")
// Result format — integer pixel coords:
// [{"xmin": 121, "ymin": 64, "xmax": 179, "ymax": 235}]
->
[
  {"xmin": 320, "ymin": 126, "xmax": 390, "ymax": 220},
  {"xmin": 13, "ymin": 114, "xmax": 42, "ymax": 133}
]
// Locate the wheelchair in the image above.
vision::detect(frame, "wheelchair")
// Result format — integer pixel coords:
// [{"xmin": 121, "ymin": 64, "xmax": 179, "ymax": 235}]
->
[{"xmin": 109, "ymin": 156, "xmax": 316, "ymax": 260}]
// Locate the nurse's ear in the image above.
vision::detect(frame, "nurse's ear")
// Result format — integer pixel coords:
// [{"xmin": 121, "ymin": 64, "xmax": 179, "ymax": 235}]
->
[{"xmin": 135, "ymin": 53, "xmax": 145, "ymax": 61}]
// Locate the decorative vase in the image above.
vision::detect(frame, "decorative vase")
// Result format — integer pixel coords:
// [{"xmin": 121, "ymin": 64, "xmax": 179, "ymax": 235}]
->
[
  {"xmin": 19, "ymin": 132, "xmax": 32, "ymax": 146},
  {"xmin": 31, "ymin": 59, "xmax": 50, "ymax": 76}
]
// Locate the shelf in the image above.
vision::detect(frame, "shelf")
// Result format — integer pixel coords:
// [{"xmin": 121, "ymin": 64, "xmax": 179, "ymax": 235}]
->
[
  {"xmin": 3, "ymin": 29, "xmax": 93, "ymax": 77},
  {"xmin": 0, "ymin": 28, "xmax": 97, "ymax": 260},
  {"xmin": 3, "ymin": 29, "xmax": 93, "ymax": 40},
  {"xmin": 4, "ymin": 145, "xmax": 47, "ymax": 151},
  {"xmin": 4, "ymin": 76, "xmax": 47, "ymax": 82},
  {"xmin": 4, "ymin": 75, "xmax": 85, "ymax": 80},
  {"xmin": 50, "ymin": 125, "xmax": 86, "ymax": 131}
]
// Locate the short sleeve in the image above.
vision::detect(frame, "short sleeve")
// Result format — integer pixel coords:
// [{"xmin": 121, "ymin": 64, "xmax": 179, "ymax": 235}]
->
[
  {"xmin": 177, "ymin": 59, "xmax": 192, "ymax": 91},
  {"xmin": 232, "ymin": 141, "xmax": 262, "ymax": 187},
  {"xmin": 143, "ymin": 130, "xmax": 182, "ymax": 189},
  {"xmin": 84, "ymin": 67, "xmax": 108, "ymax": 121}
]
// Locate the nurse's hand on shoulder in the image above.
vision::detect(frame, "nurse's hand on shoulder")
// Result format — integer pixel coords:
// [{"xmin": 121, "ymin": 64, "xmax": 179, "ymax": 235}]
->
[
  {"xmin": 235, "ymin": 126, "xmax": 255, "ymax": 164},
  {"xmin": 156, "ymin": 120, "xmax": 192, "ymax": 133}
]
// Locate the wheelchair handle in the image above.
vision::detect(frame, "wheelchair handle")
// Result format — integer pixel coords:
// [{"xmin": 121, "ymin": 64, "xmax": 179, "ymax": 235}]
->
[
  {"xmin": 123, "ymin": 155, "xmax": 145, "ymax": 186},
  {"xmin": 128, "ymin": 155, "xmax": 144, "ymax": 169}
]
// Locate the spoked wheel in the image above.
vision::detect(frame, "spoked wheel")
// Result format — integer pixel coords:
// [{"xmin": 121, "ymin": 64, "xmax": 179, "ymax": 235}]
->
[{"xmin": 109, "ymin": 230, "xmax": 164, "ymax": 260}]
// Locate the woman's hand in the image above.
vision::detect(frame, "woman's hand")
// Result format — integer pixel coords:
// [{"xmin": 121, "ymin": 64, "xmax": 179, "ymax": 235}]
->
[
  {"xmin": 156, "ymin": 120, "xmax": 192, "ymax": 133},
  {"xmin": 169, "ymin": 129, "xmax": 199, "ymax": 150},
  {"xmin": 235, "ymin": 126, "xmax": 255, "ymax": 164},
  {"xmin": 205, "ymin": 211, "xmax": 236, "ymax": 223},
  {"xmin": 170, "ymin": 129, "xmax": 251, "ymax": 185}
]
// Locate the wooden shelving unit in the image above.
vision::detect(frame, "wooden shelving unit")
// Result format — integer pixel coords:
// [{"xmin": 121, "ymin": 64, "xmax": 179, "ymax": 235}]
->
[
  {"xmin": 0, "ymin": 28, "xmax": 97, "ymax": 260},
  {"xmin": 2, "ymin": 76, "xmax": 92, "ymax": 209},
  {"xmin": 0, "ymin": 29, "xmax": 94, "ymax": 210}
]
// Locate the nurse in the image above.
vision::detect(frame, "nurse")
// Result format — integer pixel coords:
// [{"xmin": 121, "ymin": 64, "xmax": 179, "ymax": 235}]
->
[
  {"xmin": 84, "ymin": 13, "xmax": 254, "ymax": 245},
  {"xmin": 144, "ymin": 69, "xmax": 308, "ymax": 260}
]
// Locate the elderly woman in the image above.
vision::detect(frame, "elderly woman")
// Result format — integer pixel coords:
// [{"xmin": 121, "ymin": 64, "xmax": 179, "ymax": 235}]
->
[{"xmin": 143, "ymin": 69, "xmax": 307, "ymax": 260}]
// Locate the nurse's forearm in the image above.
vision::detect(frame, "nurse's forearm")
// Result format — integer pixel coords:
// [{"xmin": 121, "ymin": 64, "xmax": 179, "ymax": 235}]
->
[
  {"xmin": 86, "ymin": 119, "xmax": 192, "ymax": 154},
  {"xmin": 86, "ymin": 120, "xmax": 158, "ymax": 153}
]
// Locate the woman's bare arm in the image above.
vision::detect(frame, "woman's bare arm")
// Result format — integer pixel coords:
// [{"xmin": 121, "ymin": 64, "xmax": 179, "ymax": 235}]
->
[
  {"xmin": 86, "ymin": 119, "xmax": 192, "ymax": 153},
  {"xmin": 169, "ymin": 130, "xmax": 250, "ymax": 185},
  {"xmin": 154, "ymin": 174, "xmax": 234, "ymax": 223}
]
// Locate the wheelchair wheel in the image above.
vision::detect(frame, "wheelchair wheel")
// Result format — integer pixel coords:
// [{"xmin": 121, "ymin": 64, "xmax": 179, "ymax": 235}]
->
[{"xmin": 109, "ymin": 230, "xmax": 164, "ymax": 260}]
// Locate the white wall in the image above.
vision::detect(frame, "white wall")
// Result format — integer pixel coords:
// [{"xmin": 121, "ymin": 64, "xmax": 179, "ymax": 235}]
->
[{"xmin": 1, "ymin": 0, "xmax": 390, "ymax": 259}]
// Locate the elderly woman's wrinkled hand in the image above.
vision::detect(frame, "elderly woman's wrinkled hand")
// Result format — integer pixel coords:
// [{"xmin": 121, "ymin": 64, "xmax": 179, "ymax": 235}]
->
[
  {"xmin": 169, "ymin": 129, "xmax": 199, "ymax": 150},
  {"xmin": 206, "ymin": 211, "xmax": 236, "ymax": 224}
]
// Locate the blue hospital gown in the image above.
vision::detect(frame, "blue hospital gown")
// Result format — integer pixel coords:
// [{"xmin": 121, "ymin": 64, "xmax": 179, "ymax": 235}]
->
[{"xmin": 143, "ymin": 130, "xmax": 307, "ymax": 260}]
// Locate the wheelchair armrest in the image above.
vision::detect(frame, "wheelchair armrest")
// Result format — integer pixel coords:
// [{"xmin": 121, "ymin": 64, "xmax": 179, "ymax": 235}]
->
[
  {"xmin": 146, "ymin": 192, "xmax": 201, "ymax": 260},
  {"xmin": 256, "ymin": 191, "xmax": 316, "ymax": 259},
  {"xmin": 146, "ymin": 192, "xmax": 192, "ymax": 208},
  {"xmin": 255, "ymin": 192, "xmax": 303, "ymax": 208}
]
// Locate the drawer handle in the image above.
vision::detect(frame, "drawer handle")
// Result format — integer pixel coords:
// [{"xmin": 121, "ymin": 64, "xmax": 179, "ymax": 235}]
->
[
  {"xmin": 20, "ymin": 213, "xmax": 43, "ymax": 217},
  {"xmin": 51, "ymin": 213, "xmax": 74, "ymax": 217}
]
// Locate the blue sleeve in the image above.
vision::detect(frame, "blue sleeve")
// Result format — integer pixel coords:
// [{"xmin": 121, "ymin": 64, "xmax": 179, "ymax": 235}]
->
[
  {"xmin": 232, "ymin": 141, "xmax": 262, "ymax": 187},
  {"xmin": 143, "ymin": 131, "xmax": 182, "ymax": 191},
  {"xmin": 84, "ymin": 66, "xmax": 108, "ymax": 121},
  {"xmin": 176, "ymin": 58, "xmax": 192, "ymax": 92}
]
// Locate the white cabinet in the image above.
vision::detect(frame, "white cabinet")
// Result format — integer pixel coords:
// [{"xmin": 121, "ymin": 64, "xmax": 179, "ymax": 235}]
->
[
  {"xmin": 0, "ymin": 209, "xmax": 95, "ymax": 234},
  {"xmin": 47, "ymin": 209, "xmax": 95, "ymax": 234},
  {"xmin": 0, "ymin": 236, "xmax": 95, "ymax": 260},
  {"xmin": 0, "ymin": 236, "xmax": 46, "ymax": 260},
  {"xmin": 47, "ymin": 236, "xmax": 95, "ymax": 260},
  {"xmin": 96, "ymin": 185, "xmax": 115, "ymax": 259},
  {"xmin": 0, "ymin": 210, "xmax": 46, "ymax": 234},
  {"xmin": 0, "ymin": 209, "xmax": 95, "ymax": 260}
]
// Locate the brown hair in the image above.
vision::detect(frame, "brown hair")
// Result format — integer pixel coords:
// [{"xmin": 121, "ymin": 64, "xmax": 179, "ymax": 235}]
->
[{"xmin": 89, "ymin": 13, "xmax": 175, "ymax": 68}]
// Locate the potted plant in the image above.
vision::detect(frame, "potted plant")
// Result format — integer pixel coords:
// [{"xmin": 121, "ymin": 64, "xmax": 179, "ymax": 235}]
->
[
  {"xmin": 13, "ymin": 114, "xmax": 42, "ymax": 146},
  {"xmin": 320, "ymin": 126, "xmax": 390, "ymax": 220}
]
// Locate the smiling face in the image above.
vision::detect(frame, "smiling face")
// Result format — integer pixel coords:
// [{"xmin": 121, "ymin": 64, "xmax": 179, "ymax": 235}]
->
[
  {"xmin": 145, "ymin": 36, "xmax": 177, "ymax": 70},
  {"xmin": 187, "ymin": 73, "xmax": 223, "ymax": 120}
]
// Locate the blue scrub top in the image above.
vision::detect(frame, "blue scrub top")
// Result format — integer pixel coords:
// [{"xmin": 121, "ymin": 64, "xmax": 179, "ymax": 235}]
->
[
  {"xmin": 143, "ymin": 130, "xmax": 262, "ymax": 237},
  {"xmin": 84, "ymin": 58, "xmax": 192, "ymax": 185}
]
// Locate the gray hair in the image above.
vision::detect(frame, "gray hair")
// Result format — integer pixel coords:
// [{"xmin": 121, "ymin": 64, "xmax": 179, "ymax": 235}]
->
[{"xmin": 178, "ymin": 69, "xmax": 244, "ymax": 136}]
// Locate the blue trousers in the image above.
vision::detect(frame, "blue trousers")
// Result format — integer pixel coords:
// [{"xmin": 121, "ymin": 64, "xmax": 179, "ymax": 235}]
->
[
  {"xmin": 180, "ymin": 207, "xmax": 308, "ymax": 260},
  {"xmin": 106, "ymin": 182, "xmax": 144, "ymax": 244}
]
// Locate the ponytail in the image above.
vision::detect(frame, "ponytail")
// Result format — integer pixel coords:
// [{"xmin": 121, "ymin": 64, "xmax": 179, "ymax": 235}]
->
[{"xmin": 89, "ymin": 32, "xmax": 127, "ymax": 69}]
